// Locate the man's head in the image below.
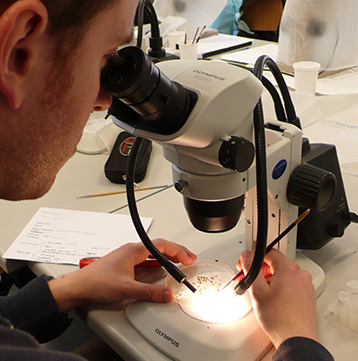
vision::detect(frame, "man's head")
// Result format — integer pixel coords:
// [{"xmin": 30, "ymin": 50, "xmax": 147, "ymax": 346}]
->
[{"xmin": 0, "ymin": 0, "xmax": 139, "ymax": 200}]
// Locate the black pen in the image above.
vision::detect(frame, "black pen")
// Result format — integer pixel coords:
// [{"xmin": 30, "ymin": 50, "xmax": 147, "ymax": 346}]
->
[{"xmin": 201, "ymin": 40, "xmax": 252, "ymax": 59}]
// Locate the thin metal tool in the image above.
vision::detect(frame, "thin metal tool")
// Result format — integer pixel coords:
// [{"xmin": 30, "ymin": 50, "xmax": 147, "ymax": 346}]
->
[
  {"xmin": 108, "ymin": 184, "xmax": 174, "ymax": 213},
  {"xmin": 77, "ymin": 185, "xmax": 168, "ymax": 198},
  {"xmin": 221, "ymin": 209, "xmax": 311, "ymax": 293}
]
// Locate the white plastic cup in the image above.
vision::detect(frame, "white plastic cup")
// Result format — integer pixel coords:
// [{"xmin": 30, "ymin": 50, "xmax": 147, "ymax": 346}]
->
[
  {"xmin": 347, "ymin": 280, "xmax": 358, "ymax": 302},
  {"xmin": 179, "ymin": 42, "xmax": 198, "ymax": 60},
  {"xmin": 293, "ymin": 61, "xmax": 321, "ymax": 95},
  {"xmin": 167, "ymin": 31, "xmax": 185, "ymax": 49}
]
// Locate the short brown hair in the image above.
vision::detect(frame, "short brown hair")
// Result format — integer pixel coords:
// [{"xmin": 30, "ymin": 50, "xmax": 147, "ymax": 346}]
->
[
  {"xmin": 1, "ymin": 0, "xmax": 116, "ymax": 52},
  {"xmin": 1, "ymin": 1, "xmax": 115, "ymax": 30}
]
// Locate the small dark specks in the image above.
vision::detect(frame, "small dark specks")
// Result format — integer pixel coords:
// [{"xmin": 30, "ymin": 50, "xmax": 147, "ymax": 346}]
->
[
  {"xmin": 207, "ymin": 327, "xmax": 210, "ymax": 329},
  {"xmin": 215, "ymin": 259, "xmax": 219, "ymax": 262},
  {"xmin": 307, "ymin": 20, "xmax": 326, "ymax": 37},
  {"xmin": 239, "ymin": 241, "xmax": 242, "ymax": 244}
]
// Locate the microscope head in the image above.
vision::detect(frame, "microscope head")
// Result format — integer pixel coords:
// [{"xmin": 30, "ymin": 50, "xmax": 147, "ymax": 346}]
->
[{"xmin": 101, "ymin": 46, "xmax": 262, "ymax": 232}]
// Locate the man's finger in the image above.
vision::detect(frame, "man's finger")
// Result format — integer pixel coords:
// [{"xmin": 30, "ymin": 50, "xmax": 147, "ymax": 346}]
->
[{"xmin": 130, "ymin": 283, "xmax": 174, "ymax": 303}]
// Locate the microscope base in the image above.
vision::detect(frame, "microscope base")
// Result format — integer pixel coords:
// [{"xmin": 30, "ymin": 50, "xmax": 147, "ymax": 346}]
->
[
  {"xmin": 125, "ymin": 234, "xmax": 325, "ymax": 361},
  {"xmin": 295, "ymin": 252, "xmax": 325, "ymax": 298}
]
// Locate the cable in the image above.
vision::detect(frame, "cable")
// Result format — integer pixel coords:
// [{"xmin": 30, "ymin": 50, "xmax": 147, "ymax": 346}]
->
[
  {"xmin": 226, "ymin": 62, "xmax": 287, "ymax": 123},
  {"xmin": 236, "ymin": 96, "xmax": 269, "ymax": 295},
  {"xmin": 136, "ymin": 0, "xmax": 165, "ymax": 58},
  {"xmin": 236, "ymin": 55, "xmax": 300, "ymax": 294},
  {"xmin": 136, "ymin": 0, "xmax": 145, "ymax": 49},
  {"xmin": 125, "ymin": 137, "xmax": 196, "ymax": 293},
  {"xmin": 144, "ymin": 0, "xmax": 159, "ymax": 38},
  {"xmin": 254, "ymin": 55, "xmax": 301, "ymax": 129},
  {"xmin": 261, "ymin": 75, "xmax": 287, "ymax": 122}
]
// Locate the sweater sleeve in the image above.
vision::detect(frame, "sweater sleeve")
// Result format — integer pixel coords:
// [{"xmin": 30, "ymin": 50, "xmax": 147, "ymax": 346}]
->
[
  {"xmin": 0, "ymin": 315, "xmax": 85, "ymax": 361},
  {"xmin": 273, "ymin": 337, "xmax": 335, "ymax": 361},
  {"xmin": 0, "ymin": 274, "xmax": 71, "ymax": 343}
]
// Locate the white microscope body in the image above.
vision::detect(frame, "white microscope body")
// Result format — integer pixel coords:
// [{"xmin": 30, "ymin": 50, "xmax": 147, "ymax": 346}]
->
[
  {"xmin": 106, "ymin": 54, "xmax": 326, "ymax": 360},
  {"xmin": 114, "ymin": 59, "xmax": 302, "ymax": 261}
]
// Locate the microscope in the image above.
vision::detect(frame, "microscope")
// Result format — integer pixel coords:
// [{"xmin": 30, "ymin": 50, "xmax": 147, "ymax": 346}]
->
[{"xmin": 100, "ymin": 46, "xmax": 354, "ymax": 360}]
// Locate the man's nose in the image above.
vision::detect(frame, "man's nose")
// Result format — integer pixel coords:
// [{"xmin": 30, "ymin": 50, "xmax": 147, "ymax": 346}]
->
[{"xmin": 93, "ymin": 86, "xmax": 113, "ymax": 112}]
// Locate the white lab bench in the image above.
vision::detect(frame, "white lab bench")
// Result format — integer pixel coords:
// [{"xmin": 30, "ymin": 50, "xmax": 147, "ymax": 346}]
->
[{"xmin": 1, "ymin": 52, "xmax": 358, "ymax": 361}]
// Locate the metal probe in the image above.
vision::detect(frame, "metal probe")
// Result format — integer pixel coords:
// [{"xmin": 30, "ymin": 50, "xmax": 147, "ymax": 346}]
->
[{"xmin": 221, "ymin": 209, "xmax": 311, "ymax": 294}]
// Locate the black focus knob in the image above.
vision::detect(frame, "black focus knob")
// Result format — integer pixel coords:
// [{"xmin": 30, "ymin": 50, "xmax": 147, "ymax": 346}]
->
[
  {"xmin": 287, "ymin": 163, "xmax": 336, "ymax": 211},
  {"xmin": 328, "ymin": 223, "xmax": 344, "ymax": 238},
  {"xmin": 219, "ymin": 136, "xmax": 255, "ymax": 172}
]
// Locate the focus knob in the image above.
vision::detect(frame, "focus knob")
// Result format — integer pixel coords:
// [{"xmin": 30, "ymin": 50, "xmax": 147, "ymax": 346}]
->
[
  {"xmin": 328, "ymin": 223, "xmax": 344, "ymax": 238},
  {"xmin": 219, "ymin": 136, "xmax": 254, "ymax": 172},
  {"xmin": 287, "ymin": 163, "xmax": 336, "ymax": 211}
]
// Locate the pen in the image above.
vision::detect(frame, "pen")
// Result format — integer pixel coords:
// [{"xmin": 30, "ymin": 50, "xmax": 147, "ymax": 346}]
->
[
  {"xmin": 201, "ymin": 40, "xmax": 252, "ymax": 59},
  {"xmin": 79, "ymin": 257, "xmax": 162, "ymax": 269},
  {"xmin": 236, "ymin": 46, "xmax": 250, "ymax": 52},
  {"xmin": 221, "ymin": 209, "xmax": 311, "ymax": 292}
]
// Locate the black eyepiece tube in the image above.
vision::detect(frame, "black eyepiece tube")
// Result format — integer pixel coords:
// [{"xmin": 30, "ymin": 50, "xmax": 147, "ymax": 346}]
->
[{"xmin": 101, "ymin": 46, "xmax": 197, "ymax": 135}]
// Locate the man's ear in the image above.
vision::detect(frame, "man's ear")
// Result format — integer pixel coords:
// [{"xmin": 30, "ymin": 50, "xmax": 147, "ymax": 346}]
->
[{"xmin": 0, "ymin": 0, "xmax": 48, "ymax": 109}]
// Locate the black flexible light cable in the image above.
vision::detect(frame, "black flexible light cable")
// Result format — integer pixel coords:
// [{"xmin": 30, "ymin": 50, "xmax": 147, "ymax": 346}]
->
[
  {"xmin": 255, "ymin": 55, "xmax": 301, "ymax": 129},
  {"xmin": 236, "ymin": 55, "xmax": 299, "ymax": 294},
  {"xmin": 136, "ymin": 0, "xmax": 145, "ymax": 49},
  {"xmin": 235, "ymin": 96, "xmax": 269, "ymax": 295},
  {"xmin": 125, "ymin": 136, "xmax": 196, "ymax": 293},
  {"xmin": 261, "ymin": 75, "xmax": 287, "ymax": 122},
  {"xmin": 136, "ymin": 0, "xmax": 165, "ymax": 58},
  {"xmin": 226, "ymin": 62, "xmax": 287, "ymax": 124},
  {"xmin": 144, "ymin": 0, "xmax": 160, "ymax": 38}
]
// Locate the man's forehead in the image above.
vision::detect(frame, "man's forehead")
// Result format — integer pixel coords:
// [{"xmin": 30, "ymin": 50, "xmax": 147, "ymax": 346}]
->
[
  {"xmin": 100, "ymin": 3, "xmax": 135, "ymax": 47},
  {"xmin": 116, "ymin": 31, "xmax": 134, "ymax": 47}
]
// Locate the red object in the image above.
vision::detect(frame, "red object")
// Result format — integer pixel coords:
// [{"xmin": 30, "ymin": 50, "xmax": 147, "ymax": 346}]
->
[
  {"xmin": 135, "ymin": 259, "xmax": 162, "ymax": 268},
  {"xmin": 79, "ymin": 257, "xmax": 100, "ymax": 268},
  {"xmin": 79, "ymin": 257, "xmax": 162, "ymax": 269}
]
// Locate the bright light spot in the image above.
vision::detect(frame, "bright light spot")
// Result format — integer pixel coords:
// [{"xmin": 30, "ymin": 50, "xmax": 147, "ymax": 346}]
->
[
  {"xmin": 177, "ymin": 278, "xmax": 252, "ymax": 323},
  {"xmin": 191, "ymin": 290, "xmax": 250, "ymax": 323},
  {"xmin": 167, "ymin": 260, "xmax": 252, "ymax": 323}
]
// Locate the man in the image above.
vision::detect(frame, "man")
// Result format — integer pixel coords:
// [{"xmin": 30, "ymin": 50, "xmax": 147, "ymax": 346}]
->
[
  {"xmin": 0, "ymin": 0, "xmax": 334, "ymax": 360},
  {"xmin": 0, "ymin": 0, "xmax": 197, "ymax": 359}
]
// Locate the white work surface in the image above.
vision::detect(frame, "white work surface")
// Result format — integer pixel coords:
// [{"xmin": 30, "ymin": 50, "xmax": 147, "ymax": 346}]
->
[{"xmin": 1, "ymin": 64, "xmax": 358, "ymax": 361}]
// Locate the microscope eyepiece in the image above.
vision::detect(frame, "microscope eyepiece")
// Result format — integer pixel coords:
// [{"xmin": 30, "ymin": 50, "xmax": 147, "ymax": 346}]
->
[
  {"xmin": 101, "ymin": 46, "xmax": 159, "ymax": 103},
  {"xmin": 101, "ymin": 46, "xmax": 197, "ymax": 135}
]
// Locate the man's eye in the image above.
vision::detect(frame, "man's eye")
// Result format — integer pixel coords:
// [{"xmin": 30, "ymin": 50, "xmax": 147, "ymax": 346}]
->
[{"xmin": 101, "ymin": 54, "xmax": 114, "ymax": 69}]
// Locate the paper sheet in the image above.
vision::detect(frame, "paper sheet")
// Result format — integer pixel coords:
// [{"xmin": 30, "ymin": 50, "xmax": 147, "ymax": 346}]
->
[
  {"xmin": 220, "ymin": 44, "xmax": 279, "ymax": 65},
  {"xmin": 262, "ymin": 90, "xmax": 358, "ymax": 176},
  {"xmin": 302, "ymin": 105, "xmax": 358, "ymax": 167},
  {"xmin": 3, "ymin": 207, "xmax": 153, "ymax": 265},
  {"xmin": 316, "ymin": 67, "xmax": 358, "ymax": 95}
]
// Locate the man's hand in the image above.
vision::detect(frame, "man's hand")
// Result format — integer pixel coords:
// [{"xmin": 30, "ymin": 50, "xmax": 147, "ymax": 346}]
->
[
  {"xmin": 237, "ymin": 249, "xmax": 319, "ymax": 349},
  {"xmin": 49, "ymin": 239, "xmax": 197, "ymax": 313}
]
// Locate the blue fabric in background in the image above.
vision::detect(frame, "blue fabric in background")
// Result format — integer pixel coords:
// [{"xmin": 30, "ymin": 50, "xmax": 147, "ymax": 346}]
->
[{"xmin": 211, "ymin": 0, "xmax": 252, "ymax": 36}]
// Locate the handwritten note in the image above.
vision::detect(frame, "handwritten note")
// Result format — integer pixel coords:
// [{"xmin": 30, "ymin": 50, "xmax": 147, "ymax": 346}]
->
[{"xmin": 3, "ymin": 207, "xmax": 153, "ymax": 265}]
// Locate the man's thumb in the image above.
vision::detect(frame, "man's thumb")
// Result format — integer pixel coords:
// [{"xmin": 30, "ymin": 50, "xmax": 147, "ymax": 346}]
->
[{"xmin": 135, "ymin": 283, "xmax": 174, "ymax": 303}]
